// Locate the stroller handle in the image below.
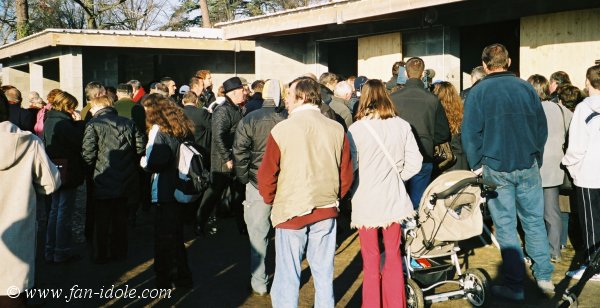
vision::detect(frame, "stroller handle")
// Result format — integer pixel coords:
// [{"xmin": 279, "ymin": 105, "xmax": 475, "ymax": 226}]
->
[{"xmin": 433, "ymin": 177, "xmax": 496, "ymax": 200}]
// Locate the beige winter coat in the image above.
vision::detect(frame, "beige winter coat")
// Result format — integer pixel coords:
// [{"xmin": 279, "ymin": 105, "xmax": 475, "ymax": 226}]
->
[{"xmin": 0, "ymin": 121, "xmax": 60, "ymax": 295}]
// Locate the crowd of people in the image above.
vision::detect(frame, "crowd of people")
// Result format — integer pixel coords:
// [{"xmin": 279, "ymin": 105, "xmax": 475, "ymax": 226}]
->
[{"xmin": 1, "ymin": 42, "xmax": 600, "ymax": 307}]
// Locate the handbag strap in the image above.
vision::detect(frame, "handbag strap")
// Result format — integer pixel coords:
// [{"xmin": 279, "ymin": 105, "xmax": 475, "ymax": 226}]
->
[
  {"xmin": 555, "ymin": 103, "xmax": 567, "ymax": 138},
  {"xmin": 362, "ymin": 120, "xmax": 402, "ymax": 180}
]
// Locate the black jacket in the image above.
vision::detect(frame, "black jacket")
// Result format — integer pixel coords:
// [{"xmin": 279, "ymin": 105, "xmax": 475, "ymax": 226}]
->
[
  {"xmin": 233, "ymin": 100, "xmax": 287, "ymax": 187},
  {"xmin": 81, "ymin": 107, "xmax": 146, "ymax": 200},
  {"xmin": 390, "ymin": 78, "xmax": 450, "ymax": 162},
  {"xmin": 183, "ymin": 105, "xmax": 212, "ymax": 161},
  {"xmin": 200, "ymin": 88, "xmax": 216, "ymax": 107},
  {"xmin": 211, "ymin": 97, "xmax": 243, "ymax": 173},
  {"xmin": 43, "ymin": 109, "xmax": 86, "ymax": 188},
  {"xmin": 8, "ymin": 103, "xmax": 35, "ymax": 132},
  {"xmin": 244, "ymin": 92, "xmax": 264, "ymax": 115},
  {"xmin": 142, "ymin": 125, "xmax": 183, "ymax": 204}
]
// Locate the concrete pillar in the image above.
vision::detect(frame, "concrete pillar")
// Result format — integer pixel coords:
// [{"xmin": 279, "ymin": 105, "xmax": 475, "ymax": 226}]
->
[
  {"xmin": 59, "ymin": 48, "xmax": 84, "ymax": 110},
  {"xmin": 358, "ymin": 32, "xmax": 402, "ymax": 80},
  {"xmin": 29, "ymin": 62, "xmax": 44, "ymax": 98}
]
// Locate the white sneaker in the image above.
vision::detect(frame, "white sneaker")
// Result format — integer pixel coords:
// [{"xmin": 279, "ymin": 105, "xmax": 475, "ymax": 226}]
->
[
  {"xmin": 537, "ymin": 280, "xmax": 555, "ymax": 294},
  {"xmin": 590, "ymin": 273, "xmax": 600, "ymax": 282},
  {"xmin": 566, "ymin": 266, "xmax": 587, "ymax": 279}
]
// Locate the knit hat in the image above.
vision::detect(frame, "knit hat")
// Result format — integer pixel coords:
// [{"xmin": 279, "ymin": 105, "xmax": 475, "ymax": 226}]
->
[
  {"xmin": 262, "ymin": 79, "xmax": 281, "ymax": 107},
  {"xmin": 354, "ymin": 76, "xmax": 368, "ymax": 92}
]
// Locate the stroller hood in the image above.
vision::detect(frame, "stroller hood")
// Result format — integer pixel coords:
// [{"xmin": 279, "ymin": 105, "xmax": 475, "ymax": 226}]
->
[{"xmin": 409, "ymin": 170, "xmax": 484, "ymax": 256}]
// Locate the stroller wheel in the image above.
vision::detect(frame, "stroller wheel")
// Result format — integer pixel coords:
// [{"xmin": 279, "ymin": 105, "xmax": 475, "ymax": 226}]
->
[
  {"xmin": 464, "ymin": 268, "xmax": 490, "ymax": 307},
  {"xmin": 406, "ymin": 278, "xmax": 425, "ymax": 308}
]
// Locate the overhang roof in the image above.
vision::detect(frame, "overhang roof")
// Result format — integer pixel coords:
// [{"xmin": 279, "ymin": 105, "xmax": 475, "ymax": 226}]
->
[
  {"xmin": 0, "ymin": 28, "xmax": 255, "ymax": 61},
  {"xmin": 217, "ymin": 0, "xmax": 465, "ymax": 39}
]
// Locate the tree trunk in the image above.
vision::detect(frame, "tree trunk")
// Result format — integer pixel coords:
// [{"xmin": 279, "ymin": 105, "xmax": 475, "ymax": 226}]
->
[
  {"xmin": 16, "ymin": 0, "xmax": 30, "ymax": 39},
  {"xmin": 85, "ymin": 0, "xmax": 98, "ymax": 29},
  {"xmin": 199, "ymin": 0, "xmax": 211, "ymax": 28}
]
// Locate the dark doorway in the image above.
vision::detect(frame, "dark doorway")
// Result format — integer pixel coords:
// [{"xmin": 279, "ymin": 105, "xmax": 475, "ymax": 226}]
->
[
  {"xmin": 460, "ymin": 19, "xmax": 520, "ymax": 90},
  {"xmin": 327, "ymin": 39, "xmax": 358, "ymax": 79}
]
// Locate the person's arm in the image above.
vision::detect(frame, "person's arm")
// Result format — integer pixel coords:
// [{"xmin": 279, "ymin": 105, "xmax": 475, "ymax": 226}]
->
[
  {"xmin": 81, "ymin": 123, "xmax": 98, "ymax": 175},
  {"xmin": 339, "ymin": 134, "xmax": 354, "ymax": 199},
  {"xmin": 461, "ymin": 91, "xmax": 485, "ymax": 170},
  {"xmin": 401, "ymin": 128, "xmax": 423, "ymax": 181},
  {"xmin": 32, "ymin": 137, "xmax": 61, "ymax": 195},
  {"xmin": 535, "ymin": 96, "xmax": 548, "ymax": 166},
  {"xmin": 562, "ymin": 106, "xmax": 588, "ymax": 175},
  {"xmin": 140, "ymin": 125, "xmax": 172, "ymax": 173},
  {"xmin": 433, "ymin": 99, "xmax": 451, "ymax": 145},
  {"xmin": 257, "ymin": 134, "xmax": 280, "ymax": 205},
  {"xmin": 233, "ymin": 119, "xmax": 252, "ymax": 184},
  {"xmin": 132, "ymin": 122, "xmax": 147, "ymax": 156},
  {"xmin": 212, "ymin": 107, "xmax": 233, "ymax": 167}
]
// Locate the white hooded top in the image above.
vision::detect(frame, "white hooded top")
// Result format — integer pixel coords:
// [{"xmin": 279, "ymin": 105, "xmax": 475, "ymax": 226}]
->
[
  {"xmin": 348, "ymin": 116, "xmax": 423, "ymax": 228},
  {"xmin": 0, "ymin": 121, "xmax": 60, "ymax": 295},
  {"xmin": 562, "ymin": 95, "xmax": 600, "ymax": 188}
]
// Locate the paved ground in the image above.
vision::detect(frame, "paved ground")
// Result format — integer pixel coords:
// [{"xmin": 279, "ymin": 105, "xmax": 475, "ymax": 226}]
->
[{"xmin": 31, "ymin": 205, "xmax": 600, "ymax": 308}]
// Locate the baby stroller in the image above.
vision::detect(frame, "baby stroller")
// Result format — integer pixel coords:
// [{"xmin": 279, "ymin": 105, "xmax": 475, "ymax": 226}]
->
[
  {"xmin": 404, "ymin": 170, "xmax": 496, "ymax": 308},
  {"xmin": 558, "ymin": 248, "xmax": 600, "ymax": 307}
]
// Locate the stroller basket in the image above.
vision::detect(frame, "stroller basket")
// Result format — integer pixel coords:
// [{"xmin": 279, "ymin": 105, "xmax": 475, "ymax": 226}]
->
[{"xmin": 411, "ymin": 259, "xmax": 456, "ymax": 287}]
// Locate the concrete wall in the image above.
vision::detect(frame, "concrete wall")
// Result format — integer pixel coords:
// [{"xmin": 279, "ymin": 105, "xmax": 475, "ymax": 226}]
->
[
  {"xmin": 403, "ymin": 26, "xmax": 461, "ymax": 90},
  {"xmin": 255, "ymin": 36, "xmax": 320, "ymax": 83},
  {"xmin": 82, "ymin": 47, "xmax": 255, "ymax": 96},
  {"xmin": 358, "ymin": 32, "xmax": 402, "ymax": 81},
  {"xmin": 520, "ymin": 8, "xmax": 600, "ymax": 89}
]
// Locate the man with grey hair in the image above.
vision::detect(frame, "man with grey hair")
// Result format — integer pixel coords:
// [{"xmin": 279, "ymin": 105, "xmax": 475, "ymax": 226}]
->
[
  {"xmin": 461, "ymin": 66, "xmax": 487, "ymax": 101},
  {"xmin": 331, "ymin": 81, "xmax": 353, "ymax": 128}
]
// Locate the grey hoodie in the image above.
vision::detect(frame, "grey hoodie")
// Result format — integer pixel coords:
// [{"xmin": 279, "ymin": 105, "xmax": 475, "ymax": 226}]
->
[{"xmin": 0, "ymin": 121, "xmax": 60, "ymax": 295}]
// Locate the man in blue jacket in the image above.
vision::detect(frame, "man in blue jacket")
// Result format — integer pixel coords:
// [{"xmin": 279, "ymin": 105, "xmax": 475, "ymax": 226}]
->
[{"xmin": 462, "ymin": 43, "xmax": 553, "ymax": 299}]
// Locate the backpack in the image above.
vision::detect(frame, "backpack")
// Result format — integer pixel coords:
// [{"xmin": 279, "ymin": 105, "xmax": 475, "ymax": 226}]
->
[{"xmin": 174, "ymin": 141, "xmax": 211, "ymax": 203}]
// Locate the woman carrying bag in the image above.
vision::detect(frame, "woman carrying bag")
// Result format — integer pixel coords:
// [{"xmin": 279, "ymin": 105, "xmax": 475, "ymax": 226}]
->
[{"xmin": 347, "ymin": 80, "xmax": 422, "ymax": 307}]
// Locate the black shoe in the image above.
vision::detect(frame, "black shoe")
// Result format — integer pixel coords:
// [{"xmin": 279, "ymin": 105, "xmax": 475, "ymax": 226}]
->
[
  {"xmin": 54, "ymin": 254, "xmax": 82, "ymax": 264},
  {"xmin": 92, "ymin": 257, "xmax": 111, "ymax": 264},
  {"xmin": 174, "ymin": 277, "xmax": 194, "ymax": 289}
]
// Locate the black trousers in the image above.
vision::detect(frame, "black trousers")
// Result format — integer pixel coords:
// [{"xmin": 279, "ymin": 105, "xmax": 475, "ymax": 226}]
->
[
  {"xmin": 92, "ymin": 198, "xmax": 128, "ymax": 261},
  {"xmin": 196, "ymin": 172, "xmax": 245, "ymax": 231},
  {"xmin": 154, "ymin": 203, "xmax": 192, "ymax": 287},
  {"xmin": 576, "ymin": 187, "xmax": 600, "ymax": 263}
]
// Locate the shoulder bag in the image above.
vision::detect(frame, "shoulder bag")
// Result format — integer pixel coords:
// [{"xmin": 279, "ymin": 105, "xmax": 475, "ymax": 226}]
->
[{"xmin": 556, "ymin": 104, "xmax": 572, "ymax": 193}]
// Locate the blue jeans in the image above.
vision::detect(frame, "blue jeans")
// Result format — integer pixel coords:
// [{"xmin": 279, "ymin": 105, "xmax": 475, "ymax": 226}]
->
[
  {"xmin": 407, "ymin": 162, "xmax": 433, "ymax": 209},
  {"xmin": 243, "ymin": 184, "xmax": 272, "ymax": 293},
  {"xmin": 484, "ymin": 162, "xmax": 553, "ymax": 289},
  {"xmin": 271, "ymin": 218, "xmax": 336, "ymax": 308},
  {"xmin": 45, "ymin": 187, "xmax": 77, "ymax": 261}
]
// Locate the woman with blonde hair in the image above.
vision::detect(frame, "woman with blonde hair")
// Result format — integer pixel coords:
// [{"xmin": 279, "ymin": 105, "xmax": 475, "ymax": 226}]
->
[
  {"xmin": 348, "ymin": 79, "xmax": 422, "ymax": 307},
  {"xmin": 432, "ymin": 81, "xmax": 469, "ymax": 171},
  {"xmin": 140, "ymin": 94, "xmax": 195, "ymax": 288},
  {"xmin": 43, "ymin": 91, "xmax": 85, "ymax": 263}
]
